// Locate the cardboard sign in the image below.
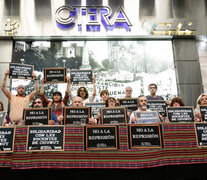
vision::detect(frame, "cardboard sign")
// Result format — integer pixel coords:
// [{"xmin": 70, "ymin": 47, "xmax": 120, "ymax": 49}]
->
[
  {"xmin": 199, "ymin": 106, "xmax": 207, "ymax": 122},
  {"xmin": 167, "ymin": 106, "xmax": 194, "ymax": 122},
  {"xmin": 63, "ymin": 107, "xmax": 90, "ymax": 125},
  {"xmin": 118, "ymin": 98, "xmax": 138, "ymax": 111},
  {"xmin": 9, "ymin": 63, "xmax": 34, "ymax": 80},
  {"xmin": 134, "ymin": 111, "xmax": 160, "ymax": 124},
  {"xmin": 128, "ymin": 124, "xmax": 163, "ymax": 149},
  {"xmin": 195, "ymin": 123, "xmax": 207, "ymax": 147},
  {"xmin": 101, "ymin": 107, "xmax": 127, "ymax": 125},
  {"xmin": 0, "ymin": 127, "xmax": 15, "ymax": 153},
  {"xmin": 84, "ymin": 125, "xmax": 119, "ymax": 151},
  {"xmin": 27, "ymin": 126, "xmax": 65, "ymax": 152},
  {"xmin": 147, "ymin": 100, "xmax": 167, "ymax": 117},
  {"xmin": 85, "ymin": 102, "xmax": 105, "ymax": 117},
  {"xmin": 23, "ymin": 108, "xmax": 51, "ymax": 125},
  {"xmin": 44, "ymin": 68, "xmax": 66, "ymax": 84},
  {"xmin": 70, "ymin": 69, "xmax": 93, "ymax": 85},
  {"xmin": 0, "ymin": 112, "xmax": 6, "ymax": 126}
]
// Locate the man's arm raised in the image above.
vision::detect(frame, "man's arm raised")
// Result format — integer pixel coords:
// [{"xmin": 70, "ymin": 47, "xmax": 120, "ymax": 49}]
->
[
  {"xmin": 1, "ymin": 69, "xmax": 11, "ymax": 100},
  {"xmin": 28, "ymin": 72, "xmax": 39, "ymax": 100}
]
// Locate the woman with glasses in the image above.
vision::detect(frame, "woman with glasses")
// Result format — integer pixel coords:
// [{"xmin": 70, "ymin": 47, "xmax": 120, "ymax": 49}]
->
[
  {"xmin": 194, "ymin": 93, "xmax": 207, "ymax": 122},
  {"xmin": 68, "ymin": 76, "xmax": 97, "ymax": 105}
]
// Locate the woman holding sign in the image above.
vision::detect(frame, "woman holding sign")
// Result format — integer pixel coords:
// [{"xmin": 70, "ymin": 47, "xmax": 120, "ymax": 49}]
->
[
  {"xmin": 39, "ymin": 78, "xmax": 70, "ymax": 124},
  {"xmin": 194, "ymin": 93, "xmax": 207, "ymax": 122},
  {"xmin": 68, "ymin": 76, "xmax": 97, "ymax": 106},
  {"xmin": 169, "ymin": 97, "xmax": 185, "ymax": 107}
]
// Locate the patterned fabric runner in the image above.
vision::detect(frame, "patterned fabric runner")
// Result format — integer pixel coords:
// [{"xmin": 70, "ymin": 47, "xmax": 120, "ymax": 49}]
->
[{"xmin": 1, "ymin": 123, "xmax": 207, "ymax": 169}]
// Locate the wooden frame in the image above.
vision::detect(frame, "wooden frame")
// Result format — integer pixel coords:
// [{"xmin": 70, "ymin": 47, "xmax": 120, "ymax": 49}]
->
[
  {"xmin": 146, "ymin": 100, "xmax": 167, "ymax": 117},
  {"xmin": 166, "ymin": 106, "xmax": 195, "ymax": 123},
  {"xmin": 44, "ymin": 67, "xmax": 66, "ymax": 84},
  {"xmin": 63, "ymin": 106, "xmax": 91, "ymax": 125},
  {"xmin": 84, "ymin": 125, "xmax": 119, "ymax": 151},
  {"xmin": 194, "ymin": 123, "xmax": 207, "ymax": 147},
  {"xmin": 26, "ymin": 125, "xmax": 65, "ymax": 152},
  {"xmin": 70, "ymin": 69, "xmax": 93, "ymax": 85},
  {"xmin": 9, "ymin": 63, "xmax": 34, "ymax": 80},
  {"xmin": 23, "ymin": 107, "xmax": 51, "ymax": 125},
  {"xmin": 100, "ymin": 107, "xmax": 127, "ymax": 125},
  {"xmin": 199, "ymin": 105, "xmax": 207, "ymax": 122},
  {"xmin": 118, "ymin": 98, "xmax": 138, "ymax": 111},
  {"xmin": 128, "ymin": 124, "xmax": 163, "ymax": 149},
  {"xmin": 0, "ymin": 127, "xmax": 15, "ymax": 153}
]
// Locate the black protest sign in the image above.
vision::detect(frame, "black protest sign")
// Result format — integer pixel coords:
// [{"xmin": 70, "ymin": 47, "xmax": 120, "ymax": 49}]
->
[
  {"xmin": 194, "ymin": 123, "xmax": 207, "ymax": 147},
  {"xmin": 128, "ymin": 124, "xmax": 163, "ymax": 149},
  {"xmin": 0, "ymin": 112, "xmax": 6, "ymax": 126},
  {"xmin": 63, "ymin": 107, "xmax": 90, "ymax": 125},
  {"xmin": 27, "ymin": 126, "xmax": 65, "ymax": 152},
  {"xmin": 147, "ymin": 100, "xmax": 167, "ymax": 117},
  {"xmin": 199, "ymin": 106, "xmax": 207, "ymax": 122},
  {"xmin": 101, "ymin": 107, "xmax": 127, "ymax": 125},
  {"xmin": 85, "ymin": 103, "xmax": 105, "ymax": 117},
  {"xmin": 167, "ymin": 107, "xmax": 194, "ymax": 122},
  {"xmin": 84, "ymin": 125, "xmax": 119, "ymax": 151},
  {"xmin": 44, "ymin": 68, "xmax": 66, "ymax": 84},
  {"xmin": 135, "ymin": 111, "xmax": 160, "ymax": 124},
  {"xmin": 118, "ymin": 98, "xmax": 138, "ymax": 111},
  {"xmin": 0, "ymin": 127, "xmax": 15, "ymax": 153},
  {"xmin": 70, "ymin": 69, "xmax": 93, "ymax": 85},
  {"xmin": 23, "ymin": 108, "xmax": 51, "ymax": 125},
  {"xmin": 9, "ymin": 63, "xmax": 34, "ymax": 80}
]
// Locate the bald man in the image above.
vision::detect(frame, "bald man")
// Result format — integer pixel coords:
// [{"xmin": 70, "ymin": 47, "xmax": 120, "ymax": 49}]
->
[
  {"xmin": 1, "ymin": 69, "xmax": 39, "ymax": 124},
  {"xmin": 72, "ymin": 96, "xmax": 96, "ymax": 124}
]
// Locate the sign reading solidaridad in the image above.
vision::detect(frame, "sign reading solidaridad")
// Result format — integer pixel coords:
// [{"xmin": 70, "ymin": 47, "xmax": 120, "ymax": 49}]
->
[
  {"xmin": 0, "ymin": 127, "xmax": 15, "ymax": 153},
  {"xmin": 70, "ymin": 69, "xmax": 93, "ymax": 85},
  {"xmin": 195, "ymin": 123, "xmax": 207, "ymax": 147},
  {"xmin": 27, "ymin": 126, "xmax": 65, "ymax": 152},
  {"xmin": 167, "ymin": 106, "xmax": 194, "ymax": 122},
  {"xmin": 9, "ymin": 63, "xmax": 34, "ymax": 80}
]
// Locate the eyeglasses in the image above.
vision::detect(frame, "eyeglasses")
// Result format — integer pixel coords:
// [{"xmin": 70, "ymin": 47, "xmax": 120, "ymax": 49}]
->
[{"xmin": 34, "ymin": 101, "xmax": 42, "ymax": 104}]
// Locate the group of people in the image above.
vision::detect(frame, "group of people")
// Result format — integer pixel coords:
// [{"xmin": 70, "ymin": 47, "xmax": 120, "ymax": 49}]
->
[{"xmin": 0, "ymin": 69, "xmax": 206, "ymax": 126}]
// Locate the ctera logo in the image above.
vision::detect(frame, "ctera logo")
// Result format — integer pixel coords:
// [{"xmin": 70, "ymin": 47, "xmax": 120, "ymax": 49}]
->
[{"xmin": 55, "ymin": 5, "xmax": 132, "ymax": 32}]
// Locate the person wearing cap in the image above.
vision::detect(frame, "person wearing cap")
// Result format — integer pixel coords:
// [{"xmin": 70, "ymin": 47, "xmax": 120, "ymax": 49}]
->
[
  {"xmin": 1, "ymin": 69, "xmax": 39, "ymax": 125},
  {"xmin": 39, "ymin": 77, "xmax": 70, "ymax": 124}
]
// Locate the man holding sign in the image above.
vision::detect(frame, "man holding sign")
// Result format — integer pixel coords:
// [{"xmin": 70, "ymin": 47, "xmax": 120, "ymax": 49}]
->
[
  {"xmin": 129, "ymin": 95, "xmax": 152, "ymax": 124},
  {"xmin": 1, "ymin": 69, "xmax": 39, "ymax": 125},
  {"xmin": 18, "ymin": 97, "xmax": 58, "ymax": 126}
]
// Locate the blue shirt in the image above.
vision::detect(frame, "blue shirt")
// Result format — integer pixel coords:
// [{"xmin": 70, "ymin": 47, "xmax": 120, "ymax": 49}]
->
[{"xmin": 51, "ymin": 112, "xmax": 58, "ymax": 124}]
